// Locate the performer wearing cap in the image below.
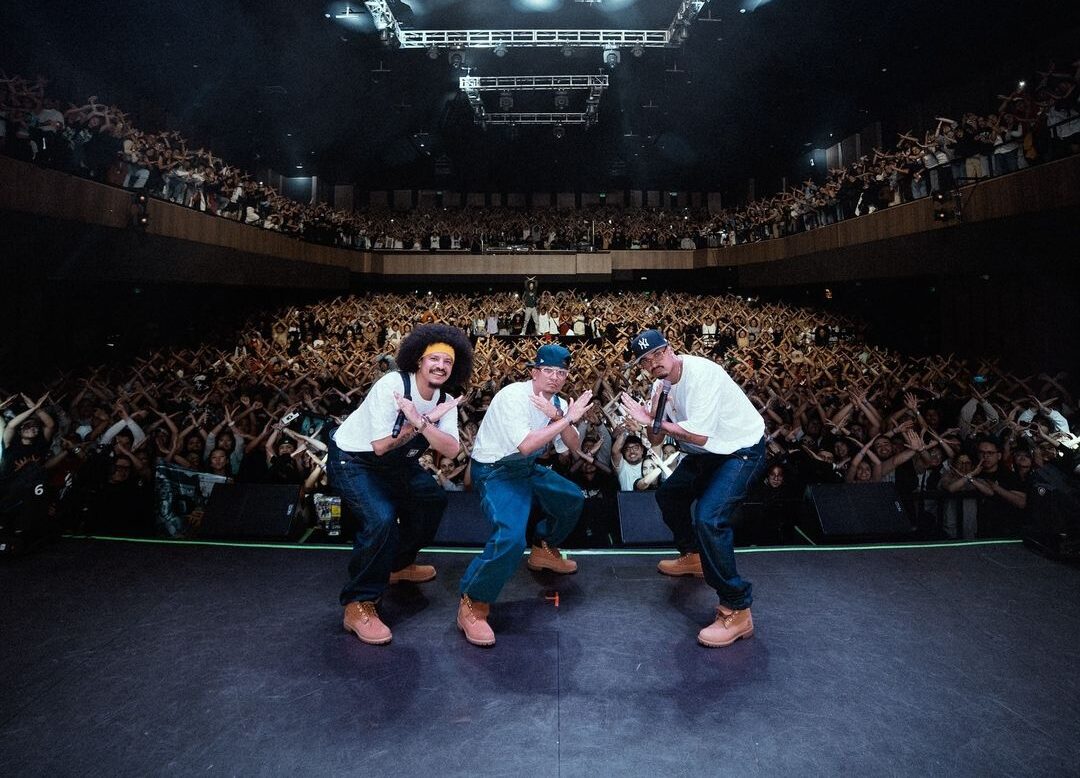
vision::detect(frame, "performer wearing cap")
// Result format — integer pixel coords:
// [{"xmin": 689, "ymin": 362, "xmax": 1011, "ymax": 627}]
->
[
  {"xmin": 456, "ymin": 344, "xmax": 593, "ymax": 647},
  {"xmin": 620, "ymin": 329, "xmax": 766, "ymax": 648},
  {"xmin": 328, "ymin": 323, "xmax": 474, "ymax": 645}
]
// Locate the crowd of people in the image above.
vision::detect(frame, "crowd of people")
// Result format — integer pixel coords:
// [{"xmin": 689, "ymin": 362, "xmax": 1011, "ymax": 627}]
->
[
  {"xmin": 2, "ymin": 57, "xmax": 1078, "ymax": 252},
  {"xmin": 2, "ymin": 287, "xmax": 1076, "ymax": 546}
]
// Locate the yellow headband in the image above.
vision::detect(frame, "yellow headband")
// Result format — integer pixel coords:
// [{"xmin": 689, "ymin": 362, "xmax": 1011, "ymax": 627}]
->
[{"xmin": 422, "ymin": 342, "xmax": 455, "ymax": 362}]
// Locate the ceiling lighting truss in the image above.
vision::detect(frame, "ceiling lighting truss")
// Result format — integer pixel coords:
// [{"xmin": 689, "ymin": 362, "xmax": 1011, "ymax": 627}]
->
[
  {"xmin": 403, "ymin": 29, "xmax": 668, "ymax": 49},
  {"xmin": 346, "ymin": 1, "xmax": 705, "ymax": 50},
  {"xmin": 666, "ymin": 1, "xmax": 707, "ymax": 42},
  {"xmin": 459, "ymin": 75, "xmax": 608, "ymax": 128},
  {"xmin": 483, "ymin": 113, "xmax": 593, "ymax": 126},
  {"xmin": 459, "ymin": 75, "xmax": 609, "ymax": 92}
]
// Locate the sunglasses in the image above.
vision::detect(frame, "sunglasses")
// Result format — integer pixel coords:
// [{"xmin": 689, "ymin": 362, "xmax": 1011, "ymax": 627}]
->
[{"xmin": 538, "ymin": 366, "xmax": 569, "ymax": 379}]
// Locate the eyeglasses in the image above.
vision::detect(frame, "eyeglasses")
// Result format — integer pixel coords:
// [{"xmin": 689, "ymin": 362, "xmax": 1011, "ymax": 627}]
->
[
  {"xmin": 538, "ymin": 366, "xmax": 569, "ymax": 379},
  {"xmin": 639, "ymin": 347, "xmax": 667, "ymax": 367}
]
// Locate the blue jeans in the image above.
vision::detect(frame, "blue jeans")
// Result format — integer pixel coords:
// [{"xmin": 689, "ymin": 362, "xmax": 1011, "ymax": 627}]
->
[
  {"xmin": 327, "ymin": 438, "xmax": 447, "ymax": 605},
  {"xmin": 459, "ymin": 456, "xmax": 584, "ymax": 603},
  {"xmin": 655, "ymin": 439, "xmax": 766, "ymax": 610}
]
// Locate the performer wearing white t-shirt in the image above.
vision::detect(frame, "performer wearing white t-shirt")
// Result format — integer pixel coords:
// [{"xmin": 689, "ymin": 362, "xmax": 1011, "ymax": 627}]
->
[
  {"xmin": 328, "ymin": 324, "xmax": 473, "ymax": 646},
  {"xmin": 456, "ymin": 344, "xmax": 593, "ymax": 647},
  {"xmin": 621, "ymin": 329, "xmax": 766, "ymax": 649}
]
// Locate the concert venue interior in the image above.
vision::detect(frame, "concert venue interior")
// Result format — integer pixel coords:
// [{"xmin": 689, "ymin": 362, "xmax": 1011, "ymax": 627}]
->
[{"xmin": 2, "ymin": 0, "xmax": 1079, "ymax": 774}]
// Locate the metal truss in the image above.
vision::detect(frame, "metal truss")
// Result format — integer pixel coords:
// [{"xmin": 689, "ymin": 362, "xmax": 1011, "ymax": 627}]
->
[
  {"xmin": 458, "ymin": 75, "xmax": 609, "ymax": 91},
  {"xmin": 482, "ymin": 113, "xmax": 595, "ymax": 126},
  {"xmin": 401, "ymin": 29, "xmax": 670, "ymax": 49},
  {"xmin": 342, "ymin": 1, "xmax": 709, "ymax": 49},
  {"xmin": 666, "ymin": 1, "xmax": 707, "ymax": 41},
  {"xmin": 459, "ymin": 75, "xmax": 606, "ymax": 128}
]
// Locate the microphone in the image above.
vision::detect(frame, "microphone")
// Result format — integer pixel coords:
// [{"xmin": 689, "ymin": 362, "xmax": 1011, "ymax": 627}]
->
[
  {"xmin": 391, "ymin": 410, "xmax": 406, "ymax": 439},
  {"xmin": 652, "ymin": 379, "xmax": 671, "ymax": 435}
]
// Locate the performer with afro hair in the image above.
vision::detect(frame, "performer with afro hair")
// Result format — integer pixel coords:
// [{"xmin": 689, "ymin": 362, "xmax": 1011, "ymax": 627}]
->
[{"xmin": 329, "ymin": 323, "xmax": 474, "ymax": 645}]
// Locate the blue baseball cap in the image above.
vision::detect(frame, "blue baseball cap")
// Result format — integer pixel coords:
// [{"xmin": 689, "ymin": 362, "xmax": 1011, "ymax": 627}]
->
[
  {"xmin": 528, "ymin": 343, "xmax": 572, "ymax": 370},
  {"xmin": 629, "ymin": 329, "xmax": 669, "ymax": 362}
]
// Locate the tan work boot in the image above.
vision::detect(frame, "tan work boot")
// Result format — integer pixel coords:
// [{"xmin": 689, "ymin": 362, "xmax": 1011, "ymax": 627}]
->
[
  {"xmin": 697, "ymin": 605, "xmax": 754, "ymax": 648},
  {"xmin": 388, "ymin": 563, "xmax": 437, "ymax": 584},
  {"xmin": 457, "ymin": 595, "xmax": 496, "ymax": 647},
  {"xmin": 526, "ymin": 541, "xmax": 578, "ymax": 574},
  {"xmin": 657, "ymin": 552, "xmax": 704, "ymax": 578},
  {"xmin": 343, "ymin": 601, "xmax": 392, "ymax": 645}
]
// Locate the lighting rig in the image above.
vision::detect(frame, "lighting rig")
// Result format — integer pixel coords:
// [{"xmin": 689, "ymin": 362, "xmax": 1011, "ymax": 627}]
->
[
  {"xmin": 459, "ymin": 75, "xmax": 608, "ymax": 129},
  {"xmin": 341, "ymin": 0, "xmax": 707, "ymax": 53},
  {"xmin": 336, "ymin": 1, "xmax": 708, "ymax": 135}
]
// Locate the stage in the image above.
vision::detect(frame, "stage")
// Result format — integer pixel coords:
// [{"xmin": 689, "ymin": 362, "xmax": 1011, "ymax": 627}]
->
[{"xmin": 2, "ymin": 538, "xmax": 1078, "ymax": 776}]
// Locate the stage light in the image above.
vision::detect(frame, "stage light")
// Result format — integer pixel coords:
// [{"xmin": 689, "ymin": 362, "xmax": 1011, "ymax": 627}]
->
[
  {"xmin": 678, "ymin": 25, "xmax": 690, "ymax": 41},
  {"xmin": 554, "ymin": 90, "xmax": 569, "ymax": 110},
  {"xmin": 427, "ymin": 45, "xmax": 439, "ymax": 59},
  {"xmin": 933, "ymin": 208, "xmax": 949, "ymax": 221},
  {"xmin": 553, "ymin": 124, "xmax": 565, "ymax": 140},
  {"xmin": 562, "ymin": 46, "xmax": 574, "ymax": 58},
  {"xmin": 449, "ymin": 50, "xmax": 464, "ymax": 69},
  {"xmin": 932, "ymin": 191, "xmax": 946, "ymax": 203},
  {"xmin": 603, "ymin": 46, "xmax": 621, "ymax": 69},
  {"xmin": 494, "ymin": 43, "xmax": 508, "ymax": 58},
  {"xmin": 631, "ymin": 43, "xmax": 644, "ymax": 58},
  {"xmin": 499, "ymin": 91, "xmax": 514, "ymax": 111}
]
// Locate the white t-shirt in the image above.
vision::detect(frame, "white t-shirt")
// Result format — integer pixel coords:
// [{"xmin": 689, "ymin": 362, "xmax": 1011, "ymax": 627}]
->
[
  {"xmin": 652, "ymin": 355, "xmax": 764, "ymax": 455},
  {"xmin": 471, "ymin": 380, "xmax": 569, "ymax": 464},
  {"xmin": 333, "ymin": 371, "xmax": 459, "ymax": 453},
  {"xmin": 617, "ymin": 457, "xmax": 645, "ymax": 491}
]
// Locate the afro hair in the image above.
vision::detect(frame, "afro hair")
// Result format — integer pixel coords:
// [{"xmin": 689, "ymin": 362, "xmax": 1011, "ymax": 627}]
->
[{"xmin": 395, "ymin": 323, "xmax": 475, "ymax": 392}]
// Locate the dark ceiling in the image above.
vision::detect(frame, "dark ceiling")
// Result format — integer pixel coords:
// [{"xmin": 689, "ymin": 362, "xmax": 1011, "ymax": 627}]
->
[{"xmin": 4, "ymin": 0, "xmax": 1080, "ymax": 196}]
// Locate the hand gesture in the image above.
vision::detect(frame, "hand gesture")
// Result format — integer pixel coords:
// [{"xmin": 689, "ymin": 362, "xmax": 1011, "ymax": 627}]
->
[
  {"xmin": 565, "ymin": 390, "xmax": 594, "ymax": 423},
  {"xmin": 528, "ymin": 392, "xmax": 564, "ymax": 421},
  {"xmin": 618, "ymin": 391, "xmax": 653, "ymax": 427}
]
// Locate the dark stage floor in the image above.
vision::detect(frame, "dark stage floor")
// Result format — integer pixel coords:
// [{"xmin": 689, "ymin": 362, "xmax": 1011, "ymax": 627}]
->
[{"xmin": 2, "ymin": 538, "xmax": 1079, "ymax": 776}]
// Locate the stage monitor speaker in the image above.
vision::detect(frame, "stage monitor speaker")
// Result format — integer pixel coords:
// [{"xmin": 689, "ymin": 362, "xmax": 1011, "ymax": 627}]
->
[
  {"xmin": 1024, "ymin": 464, "xmax": 1080, "ymax": 561},
  {"xmin": 432, "ymin": 492, "xmax": 490, "ymax": 546},
  {"xmin": 801, "ymin": 483, "xmax": 912, "ymax": 542},
  {"xmin": 200, "ymin": 483, "xmax": 303, "ymax": 540},
  {"xmin": 617, "ymin": 492, "xmax": 671, "ymax": 545}
]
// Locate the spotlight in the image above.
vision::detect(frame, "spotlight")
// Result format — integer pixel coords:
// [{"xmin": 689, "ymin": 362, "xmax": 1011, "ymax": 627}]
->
[
  {"xmin": 933, "ymin": 208, "xmax": 949, "ymax": 221},
  {"xmin": 553, "ymin": 124, "xmax": 565, "ymax": 140},
  {"xmin": 932, "ymin": 190, "xmax": 946, "ymax": 203},
  {"xmin": 631, "ymin": 43, "xmax": 644, "ymax": 58},
  {"xmin": 379, "ymin": 28, "xmax": 390, "ymax": 44},
  {"xmin": 499, "ymin": 91, "xmax": 514, "ymax": 111},
  {"xmin": 554, "ymin": 91, "xmax": 569, "ymax": 110},
  {"xmin": 603, "ymin": 46, "xmax": 621, "ymax": 69},
  {"xmin": 427, "ymin": 45, "xmax": 439, "ymax": 60},
  {"xmin": 562, "ymin": 46, "xmax": 574, "ymax": 58},
  {"xmin": 494, "ymin": 43, "xmax": 508, "ymax": 58},
  {"xmin": 449, "ymin": 50, "xmax": 464, "ymax": 69},
  {"xmin": 137, "ymin": 214, "xmax": 150, "ymax": 228},
  {"xmin": 678, "ymin": 25, "xmax": 690, "ymax": 41},
  {"xmin": 136, "ymin": 193, "xmax": 148, "ymax": 205}
]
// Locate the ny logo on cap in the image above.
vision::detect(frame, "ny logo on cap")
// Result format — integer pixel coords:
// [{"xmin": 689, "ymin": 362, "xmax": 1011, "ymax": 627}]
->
[{"xmin": 637, "ymin": 338, "xmax": 651, "ymax": 350}]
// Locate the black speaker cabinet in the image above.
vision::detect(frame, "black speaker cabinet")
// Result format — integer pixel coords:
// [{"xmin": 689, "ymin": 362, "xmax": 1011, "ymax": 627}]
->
[
  {"xmin": 800, "ymin": 483, "xmax": 913, "ymax": 542},
  {"xmin": 200, "ymin": 483, "xmax": 303, "ymax": 540},
  {"xmin": 1024, "ymin": 465, "xmax": 1080, "ymax": 561},
  {"xmin": 432, "ymin": 492, "xmax": 491, "ymax": 546},
  {"xmin": 617, "ymin": 492, "xmax": 671, "ymax": 545}
]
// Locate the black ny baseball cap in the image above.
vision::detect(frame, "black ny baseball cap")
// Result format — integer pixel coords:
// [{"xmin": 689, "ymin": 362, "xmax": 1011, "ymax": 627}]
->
[{"xmin": 629, "ymin": 329, "xmax": 669, "ymax": 362}]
